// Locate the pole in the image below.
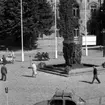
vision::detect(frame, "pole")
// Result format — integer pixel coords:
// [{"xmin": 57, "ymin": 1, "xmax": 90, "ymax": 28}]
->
[
  {"xmin": 85, "ymin": 0, "xmax": 88, "ymax": 56},
  {"xmin": 99, "ymin": 97, "xmax": 102, "ymax": 105},
  {"xmin": 20, "ymin": 0, "xmax": 24, "ymax": 61},
  {"xmin": 55, "ymin": 0, "xmax": 58, "ymax": 59},
  {"xmin": 5, "ymin": 87, "xmax": 8, "ymax": 105},
  {"xmin": 29, "ymin": 55, "xmax": 32, "ymax": 67},
  {"xmin": 6, "ymin": 91, "xmax": 8, "ymax": 105},
  {"xmin": 100, "ymin": 0, "xmax": 102, "ymax": 7}
]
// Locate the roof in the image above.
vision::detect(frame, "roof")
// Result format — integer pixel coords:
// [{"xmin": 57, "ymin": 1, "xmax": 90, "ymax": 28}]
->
[
  {"xmin": 54, "ymin": 91, "xmax": 73, "ymax": 98},
  {"xmin": 51, "ymin": 90, "xmax": 86, "ymax": 103}
]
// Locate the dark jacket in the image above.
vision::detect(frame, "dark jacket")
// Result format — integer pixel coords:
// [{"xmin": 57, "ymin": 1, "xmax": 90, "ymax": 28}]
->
[
  {"xmin": 1, "ymin": 65, "xmax": 7, "ymax": 74},
  {"xmin": 2, "ymin": 56, "xmax": 7, "ymax": 64},
  {"xmin": 93, "ymin": 68, "xmax": 97, "ymax": 75}
]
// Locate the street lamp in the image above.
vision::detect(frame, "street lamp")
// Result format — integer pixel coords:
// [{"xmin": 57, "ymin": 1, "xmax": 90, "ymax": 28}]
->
[
  {"xmin": 85, "ymin": 0, "xmax": 88, "ymax": 56},
  {"xmin": 20, "ymin": 0, "xmax": 24, "ymax": 61},
  {"xmin": 102, "ymin": 29, "xmax": 105, "ymax": 57},
  {"xmin": 54, "ymin": 0, "xmax": 58, "ymax": 59}
]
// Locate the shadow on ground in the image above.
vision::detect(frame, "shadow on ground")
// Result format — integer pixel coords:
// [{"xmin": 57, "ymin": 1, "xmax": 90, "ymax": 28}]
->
[
  {"xmin": 22, "ymin": 75, "xmax": 34, "ymax": 78},
  {"xmin": 32, "ymin": 59, "xmax": 49, "ymax": 61},
  {"xmin": 38, "ymin": 63, "xmax": 97, "ymax": 77},
  {"xmin": 79, "ymin": 80, "xmax": 92, "ymax": 84}
]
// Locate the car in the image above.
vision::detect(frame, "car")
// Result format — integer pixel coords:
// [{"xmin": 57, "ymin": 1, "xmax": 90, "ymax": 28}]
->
[{"xmin": 35, "ymin": 90, "xmax": 86, "ymax": 105}]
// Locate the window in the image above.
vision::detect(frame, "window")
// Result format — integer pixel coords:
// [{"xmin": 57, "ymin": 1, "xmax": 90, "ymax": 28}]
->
[
  {"xmin": 50, "ymin": 100, "xmax": 63, "ymax": 105},
  {"xmin": 65, "ymin": 100, "xmax": 76, "ymax": 105},
  {"xmin": 73, "ymin": 28, "xmax": 79, "ymax": 37},
  {"xmin": 91, "ymin": 5, "xmax": 97, "ymax": 16},
  {"xmin": 72, "ymin": 4, "xmax": 79, "ymax": 17}
]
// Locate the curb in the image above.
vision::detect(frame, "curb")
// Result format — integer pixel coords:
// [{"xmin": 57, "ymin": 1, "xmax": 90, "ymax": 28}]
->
[{"xmin": 69, "ymin": 66, "xmax": 105, "ymax": 75}]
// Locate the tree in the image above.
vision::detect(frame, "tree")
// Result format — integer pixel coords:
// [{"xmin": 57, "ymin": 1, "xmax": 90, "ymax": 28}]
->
[
  {"xmin": 59, "ymin": 0, "xmax": 82, "ymax": 66},
  {"xmin": 0, "ymin": 0, "xmax": 54, "ymax": 49},
  {"xmin": 87, "ymin": 0, "xmax": 105, "ymax": 45}
]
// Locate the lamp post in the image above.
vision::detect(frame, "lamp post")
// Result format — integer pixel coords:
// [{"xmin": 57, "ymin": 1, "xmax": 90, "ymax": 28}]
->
[
  {"xmin": 102, "ymin": 29, "xmax": 105, "ymax": 57},
  {"xmin": 55, "ymin": 0, "xmax": 58, "ymax": 59},
  {"xmin": 20, "ymin": 0, "xmax": 24, "ymax": 61},
  {"xmin": 99, "ymin": 0, "xmax": 102, "ymax": 6},
  {"xmin": 85, "ymin": 0, "xmax": 88, "ymax": 56}
]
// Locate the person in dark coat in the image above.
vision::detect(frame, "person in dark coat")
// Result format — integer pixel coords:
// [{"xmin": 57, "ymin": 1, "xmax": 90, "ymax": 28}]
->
[
  {"xmin": 1, "ymin": 63, "xmax": 7, "ymax": 81},
  {"xmin": 2, "ymin": 55, "xmax": 7, "ymax": 65},
  {"xmin": 92, "ymin": 66, "xmax": 101, "ymax": 84}
]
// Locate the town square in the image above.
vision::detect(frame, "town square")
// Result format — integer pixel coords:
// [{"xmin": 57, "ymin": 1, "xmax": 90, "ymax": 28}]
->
[{"xmin": 0, "ymin": 0, "xmax": 105, "ymax": 105}]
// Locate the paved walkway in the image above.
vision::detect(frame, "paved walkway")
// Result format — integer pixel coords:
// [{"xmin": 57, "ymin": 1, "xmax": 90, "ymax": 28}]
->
[
  {"xmin": 0, "ymin": 44, "xmax": 105, "ymax": 75},
  {"xmin": 39, "ymin": 53, "xmax": 105, "ymax": 75}
]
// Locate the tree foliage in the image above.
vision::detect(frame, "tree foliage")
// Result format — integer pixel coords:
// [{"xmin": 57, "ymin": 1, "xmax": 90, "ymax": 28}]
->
[
  {"xmin": 59, "ymin": 0, "xmax": 79, "ymax": 39},
  {"xmin": 59, "ymin": 0, "xmax": 82, "ymax": 65},
  {"xmin": 0, "ymin": 0, "xmax": 54, "ymax": 48}
]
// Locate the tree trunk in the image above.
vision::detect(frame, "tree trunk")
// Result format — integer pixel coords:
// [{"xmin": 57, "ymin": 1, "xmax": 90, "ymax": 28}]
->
[{"xmin": 63, "ymin": 36, "xmax": 82, "ymax": 66}]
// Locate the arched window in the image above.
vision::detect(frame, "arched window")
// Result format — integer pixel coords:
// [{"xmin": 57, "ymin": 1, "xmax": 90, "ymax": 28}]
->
[
  {"xmin": 72, "ymin": 4, "xmax": 79, "ymax": 17},
  {"xmin": 91, "ymin": 4, "xmax": 97, "ymax": 15},
  {"xmin": 73, "ymin": 28, "xmax": 79, "ymax": 37}
]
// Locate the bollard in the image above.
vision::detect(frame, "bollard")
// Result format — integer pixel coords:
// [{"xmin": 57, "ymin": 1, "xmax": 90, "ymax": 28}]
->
[
  {"xmin": 5, "ymin": 87, "xmax": 8, "ymax": 105},
  {"xmin": 99, "ymin": 97, "xmax": 102, "ymax": 105},
  {"xmin": 28, "ymin": 55, "xmax": 32, "ymax": 69}
]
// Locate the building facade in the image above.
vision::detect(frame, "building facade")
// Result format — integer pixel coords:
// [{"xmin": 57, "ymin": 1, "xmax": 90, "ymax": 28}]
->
[
  {"xmin": 48, "ymin": 0, "xmax": 104, "ymax": 36},
  {"xmin": 48, "ymin": 0, "xmax": 104, "ymax": 45},
  {"xmin": 79, "ymin": 0, "xmax": 104, "ymax": 36}
]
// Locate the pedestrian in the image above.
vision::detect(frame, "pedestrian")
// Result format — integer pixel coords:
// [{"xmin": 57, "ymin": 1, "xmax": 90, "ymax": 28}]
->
[
  {"xmin": 11, "ymin": 51, "xmax": 15, "ymax": 58},
  {"xmin": 2, "ymin": 55, "xmax": 7, "ymax": 65},
  {"xmin": 31, "ymin": 62, "xmax": 37, "ymax": 77},
  {"xmin": 11, "ymin": 50, "xmax": 15, "ymax": 62},
  {"xmin": 1, "ymin": 63, "xmax": 7, "ymax": 81},
  {"xmin": 92, "ymin": 66, "xmax": 101, "ymax": 84}
]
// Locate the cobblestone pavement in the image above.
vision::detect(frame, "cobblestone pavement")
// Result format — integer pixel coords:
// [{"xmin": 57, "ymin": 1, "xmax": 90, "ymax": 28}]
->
[
  {"xmin": 0, "ymin": 59, "xmax": 105, "ymax": 105},
  {"xmin": 0, "ymin": 38, "xmax": 105, "ymax": 105}
]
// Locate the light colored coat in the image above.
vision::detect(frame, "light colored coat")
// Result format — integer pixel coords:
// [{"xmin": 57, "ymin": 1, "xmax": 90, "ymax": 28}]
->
[{"xmin": 32, "ymin": 63, "xmax": 37, "ymax": 75}]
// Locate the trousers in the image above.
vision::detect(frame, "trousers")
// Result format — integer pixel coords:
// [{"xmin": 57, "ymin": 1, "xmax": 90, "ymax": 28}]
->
[
  {"xmin": 92, "ymin": 75, "xmax": 100, "ymax": 83},
  {"xmin": 1, "ymin": 74, "xmax": 6, "ymax": 81}
]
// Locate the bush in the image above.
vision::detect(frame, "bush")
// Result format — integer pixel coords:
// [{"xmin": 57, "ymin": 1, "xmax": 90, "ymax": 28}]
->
[
  {"xmin": 64, "ymin": 66, "xmax": 71, "ymax": 74},
  {"xmin": 37, "ymin": 62, "xmax": 46, "ymax": 69},
  {"xmin": 35, "ymin": 52, "xmax": 49, "ymax": 61}
]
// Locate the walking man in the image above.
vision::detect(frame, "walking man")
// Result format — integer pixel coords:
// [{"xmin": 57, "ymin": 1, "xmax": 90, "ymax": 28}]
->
[
  {"xmin": 92, "ymin": 66, "xmax": 101, "ymax": 84},
  {"xmin": 32, "ymin": 62, "xmax": 37, "ymax": 77},
  {"xmin": 1, "ymin": 63, "xmax": 7, "ymax": 81}
]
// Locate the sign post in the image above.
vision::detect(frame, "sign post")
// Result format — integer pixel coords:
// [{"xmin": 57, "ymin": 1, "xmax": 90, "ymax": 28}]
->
[{"xmin": 5, "ymin": 87, "xmax": 8, "ymax": 105}]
